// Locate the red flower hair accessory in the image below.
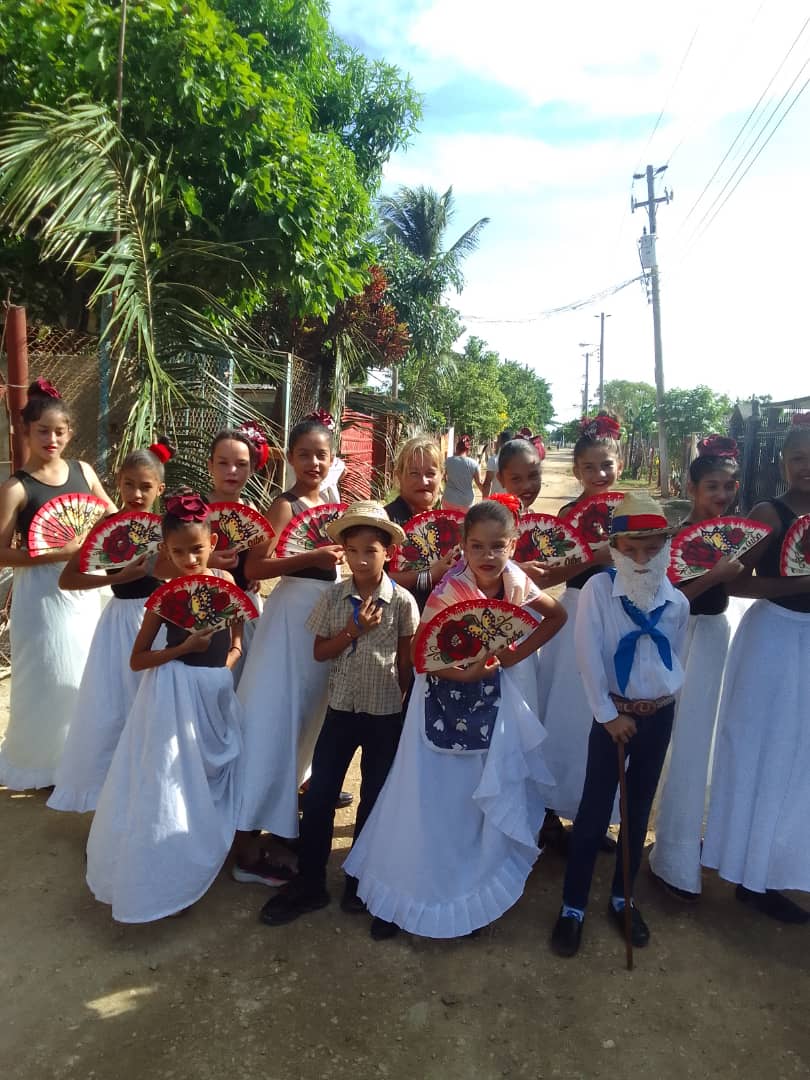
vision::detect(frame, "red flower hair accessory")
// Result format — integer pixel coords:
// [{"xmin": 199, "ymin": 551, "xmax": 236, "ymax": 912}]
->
[
  {"xmin": 580, "ymin": 414, "xmax": 621, "ymax": 440},
  {"xmin": 149, "ymin": 438, "xmax": 174, "ymax": 464},
  {"xmin": 305, "ymin": 409, "xmax": 336, "ymax": 432},
  {"xmin": 31, "ymin": 376, "xmax": 61, "ymax": 400},
  {"xmin": 516, "ymin": 427, "xmax": 533, "ymax": 440},
  {"xmin": 488, "ymin": 492, "xmax": 522, "ymax": 524},
  {"xmin": 697, "ymin": 434, "xmax": 738, "ymax": 459},
  {"xmin": 792, "ymin": 413, "xmax": 810, "ymax": 426},
  {"xmin": 457, "ymin": 434, "xmax": 472, "ymax": 452},
  {"xmin": 164, "ymin": 490, "xmax": 209, "ymax": 523},
  {"xmin": 238, "ymin": 421, "xmax": 270, "ymax": 470}
]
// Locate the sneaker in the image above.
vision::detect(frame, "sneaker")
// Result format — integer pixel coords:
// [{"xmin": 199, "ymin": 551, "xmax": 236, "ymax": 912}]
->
[
  {"xmin": 297, "ymin": 782, "xmax": 354, "ymax": 811},
  {"xmin": 608, "ymin": 901, "xmax": 650, "ymax": 947},
  {"xmin": 550, "ymin": 909, "xmax": 584, "ymax": 957},
  {"xmin": 259, "ymin": 879, "xmax": 331, "ymax": 926},
  {"xmin": 340, "ymin": 875, "xmax": 366, "ymax": 915},
  {"xmin": 232, "ymin": 855, "xmax": 297, "ymax": 887},
  {"xmin": 735, "ymin": 885, "xmax": 810, "ymax": 925},
  {"xmin": 370, "ymin": 916, "xmax": 399, "ymax": 941},
  {"xmin": 648, "ymin": 864, "xmax": 700, "ymax": 903}
]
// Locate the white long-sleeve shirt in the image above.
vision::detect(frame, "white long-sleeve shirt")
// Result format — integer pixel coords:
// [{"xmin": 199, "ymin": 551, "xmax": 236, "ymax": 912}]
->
[{"xmin": 574, "ymin": 570, "xmax": 690, "ymax": 724}]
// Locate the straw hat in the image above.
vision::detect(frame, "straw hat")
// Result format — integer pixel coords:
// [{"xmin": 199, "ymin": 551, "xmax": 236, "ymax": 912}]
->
[
  {"xmin": 325, "ymin": 500, "xmax": 406, "ymax": 546},
  {"xmin": 610, "ymin": 492, "xmax": 677, "ymax": 539}
]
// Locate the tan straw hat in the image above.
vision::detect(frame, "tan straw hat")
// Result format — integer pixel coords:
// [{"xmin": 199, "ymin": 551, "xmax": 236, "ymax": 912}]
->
[
  {"xmin": 610, "ymin": 492, "xmax": 678, "ymax": 539},
  {"xmin": 325, "ymin": 500, "xmax": 406, "ymax": 546}
]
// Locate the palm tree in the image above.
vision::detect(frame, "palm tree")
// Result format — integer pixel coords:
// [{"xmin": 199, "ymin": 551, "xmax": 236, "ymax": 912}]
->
[{"xmin": 0, "ymin": 97, "xmax": 284, "ymax": 480}]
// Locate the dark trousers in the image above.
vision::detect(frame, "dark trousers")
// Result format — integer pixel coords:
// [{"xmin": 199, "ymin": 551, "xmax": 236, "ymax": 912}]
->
[
  {"xmin": 297, "ymin": 707, "xmax": 403, "ymax": 889},
  {"xmin": 563, "ymin": 704, "xmax": 675, "ymax": 911}
]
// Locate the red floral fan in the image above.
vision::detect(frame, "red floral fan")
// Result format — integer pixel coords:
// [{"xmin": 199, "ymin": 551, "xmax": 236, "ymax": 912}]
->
[
  {"xmin": 414, "ymin": 599, "xmax": 540, "ymax": 674},
  {"xmin": 28, "ymin": 493, "xmax": 108, "ymax": 557},
  {"xmin": 208, "ymin": 502, "xmax": 274, "ymax": 553},
  {"xmin": 559, "ymin": 491, "xmax": 625, "ymax": 547},
  {"xmin": 780, "ymin": 514, "xmax": 810, "ymax": 576},
  {"xmin": 78, "ymin": 511, "xmax": 162, "ymax": 571},
  {"xmin": 514, "ymin": 513, "xmax": 593, "ymax": 567},
  {"xmin": 274, "ymin": 502, "xmax": 348, "ymax": 557},
  {"xmin": 669, "ymin": 516, "xmax": 773, "ymax": 584},
  {"xmin": 146, "ymin": 574, "xmax": 258, "ymax": 632},
  {"xmin": 393, "ymin": 508, "xmax": 465, "ymax": 572}
]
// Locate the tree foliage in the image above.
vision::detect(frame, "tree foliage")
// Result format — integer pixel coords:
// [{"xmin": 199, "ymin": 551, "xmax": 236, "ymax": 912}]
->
[
  {"xmin": 0, "ymin": 0, "xmax": 420, "ymax": 320},
  {"xmin": 660, "ymin": 385, "xmax": 734, "ymax": 452},
  {"xmin": 497, "ymin": 359, "xmax": 554, "ymax": 434},
  {"xmin": 442, "ymin": 337, "xmax": 507, "ymax": 440},
  {"xmin": 603, "ymin": 379, "xmax": 658, "ymax": 434}
]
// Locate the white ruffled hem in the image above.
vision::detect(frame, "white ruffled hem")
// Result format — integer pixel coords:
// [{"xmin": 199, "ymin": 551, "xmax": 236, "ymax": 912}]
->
[
  {"xmin": 0, "ymin": 755, "xmax": 55, "ymax": 791},
  {"xmin": 355, "ymin": 847, "xmax": 539, "ymax": 938},
  {"xmin": 46, "ymin": 786, "xmax": 98, "ymax": 814},
  {"xmin": 85, "ymin": 862, "xmax": 224, "ymax": 924}
]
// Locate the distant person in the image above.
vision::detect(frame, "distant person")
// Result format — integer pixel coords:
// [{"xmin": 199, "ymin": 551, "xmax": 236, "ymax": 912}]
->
[
  {"xmin": 483, "ymin": 430, "xmax": 514, "ymax": 496},
  {"xmin": 443, "ymin": 435, "xmax": 483, "ymax": 509}
]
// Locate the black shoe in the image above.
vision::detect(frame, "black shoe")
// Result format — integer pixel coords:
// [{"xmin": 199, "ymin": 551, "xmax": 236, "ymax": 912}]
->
[
  {"xmin": 336, "ymin": 790, "xmax": 354, "ymax": 809},
  {"xmin": 539, "ymin": 812, "xmax": 570, "ymax": 856},
  {"xmin": 550, "ymin": 910, "xmax": 583, "ymax": 957},
  {"xmin": 608, "ymin": 901, "xmax": 650, "ymax": 947},
  {"xmin": 259, "ymin": 879, "xmax": 330, "ymax": 926},
  {"xmin": 370, "ymin": 917, "xmax": 399, "ymax": 940},
  {"xmin": 599, "ymin": 833, "xmax": 618, "ymax": 854},
  {"xmin": 340, "ymin": 874, "xmax": 366, "ymax": 915},
  {"xmin": 648, "ymin": 864, "xmax": 700, "ymax": 904},
  {"xmin": 735, "ymin": 885, "xmax": 810, "ymax": 925}
]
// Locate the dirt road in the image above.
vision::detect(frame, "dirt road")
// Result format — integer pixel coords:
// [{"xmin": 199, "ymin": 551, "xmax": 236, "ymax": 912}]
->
[{"xmin": 2, "ymin": 452, "xmax": 809, "ymax": 1078}]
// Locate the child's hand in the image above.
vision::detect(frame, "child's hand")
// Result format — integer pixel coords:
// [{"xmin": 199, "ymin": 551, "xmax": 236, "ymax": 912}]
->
[
  {"xmin": 182, "ymin": 628, "xmax": 216, "ymax": 654},
  {"xmin": 459, "ymin": 654, "xmax": 499, "ymax": 682},
  {"xmin": 311, "ymin": 545, "xmax": 344, "ymax": 570},
  {"xmin": 115, "ymin": 555, "xmax": 150, "ymax": 582},
  {"xmin": 356, "ymin": 595, "xmax": 383, "ymax": 633},
  {"xmin": 430, "ymin": 548, "xmax": 458, "ymax": 583},
  {"xmin": 209, "ymin": 548, "xmax": 240, "ymax": 571},
  {"xmin": 494, "ymin": 644, "xmax": 521, "ymax": 668},
  {"xmin": 708, "ymin": 555, "xmax": 744, "ymax": 584},
  {"xmin": 518, "ymin": 560, "xmax": 551, "ymax": 586},
  {"xmin": 60, "ymin": 533, "xmax": 87, "ymax": 559},
  {"xmin": 592, "ymin": 544, "xmax": 613, "ymax": 565},
  {"xmin": 603, "ymin": 714, "xmax": 636, "ymax": 743}
]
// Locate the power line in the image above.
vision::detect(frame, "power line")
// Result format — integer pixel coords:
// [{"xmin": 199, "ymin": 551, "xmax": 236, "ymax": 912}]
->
[
  {"xmin": 635, "ymin": 22, "xmax": 702, "ymax": 173},
  {"xmin": 460, "ymin": 275, "xmax": 645, "ymax": 325},
  {"xmin": 678, "ymin": 16, "xmax": 810, "ymax": 233}
]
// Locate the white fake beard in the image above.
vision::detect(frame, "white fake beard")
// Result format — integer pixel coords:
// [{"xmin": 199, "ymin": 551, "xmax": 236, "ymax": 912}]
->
[{"xmin": 611, "ymin": 541, "xmax": 671, "ymax": 612}]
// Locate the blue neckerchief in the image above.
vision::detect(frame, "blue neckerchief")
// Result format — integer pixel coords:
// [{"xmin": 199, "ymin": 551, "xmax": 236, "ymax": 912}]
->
[
  {"xmin": 606, "ymin": 567, "xmax": 672, "ymax": 693},
  {"xmin": 347, "ymin": 580, "xmax": 395, "ymax": 653}
]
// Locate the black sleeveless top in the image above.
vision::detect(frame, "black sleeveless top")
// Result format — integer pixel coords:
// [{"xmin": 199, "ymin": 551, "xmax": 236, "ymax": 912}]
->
[
  {"xmin": 677, "ymin": 518, "xmax": 730, "ymax": 615},
  {"xmin": 755, "ymin": 498, "xmax": 810, "ymax": 613},
  {"xmin": 165, "ymin": 622, "xmax": 231, "ymax": 667},
  {"xmin": 559, "ymin": 499, "xmax": 608, "ymax": 592},
  {"xmin": 279, "ymin": 492, "xmax": 338, "ymax": 582},
  {"xmin": 108, "ymin": 566, "xmax": 162, "ymax": 600},
  {"xmin": 13, "ymin": 460, "xmax": 91, "ymax": 542},
  {"xmin": 385, "ymin": 496, "xmax": 432, "ymax": 611}
]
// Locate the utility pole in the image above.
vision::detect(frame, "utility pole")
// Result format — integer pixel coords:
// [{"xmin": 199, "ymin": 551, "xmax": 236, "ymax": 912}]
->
[
  {"xmin": 595, "ymin": 311, "xmax": 611, "ymax": 410},
  {"xmin": 633, "ymin": 164, "xmax": 672, "ymax": 495},
  {"xmin": 582, "ymin": 351, "xmax": 590, "ymax": 417}
]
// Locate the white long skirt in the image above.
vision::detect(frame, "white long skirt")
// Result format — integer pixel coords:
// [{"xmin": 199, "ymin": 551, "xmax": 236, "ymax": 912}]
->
[
  {"xmin": 48, "ymin": 597, "xmax": 151, "ymax": 813},
  {"xmin": 236, "ymin": 576, "xmax": 332, "ymax": 837},
  {"xmin": 86, "ymin": 662, "xmax": 242, "ymax": 922},
  {"xmin": 232, "ymin": 591, "xmax": 263, "ymax": 688},
  {"xmin": 702, "ymin": 600, "xmax": 810, "ymax": 894},
  {"xmin": 536, "ymin": 589, "xmax": 619, "ymax": 823},
  {"xmin": 0, "ymin": 562, "xmax": 101, "ymax": 790},
  {"xmin": 344, "ymin": 671, "xmax": 553, "ymax": 938}
]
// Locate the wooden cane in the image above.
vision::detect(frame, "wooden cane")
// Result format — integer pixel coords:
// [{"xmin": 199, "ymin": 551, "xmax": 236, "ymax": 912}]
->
[{"xmin": 617, "ymin": 740, "xmax": 633, "ymax": 971}]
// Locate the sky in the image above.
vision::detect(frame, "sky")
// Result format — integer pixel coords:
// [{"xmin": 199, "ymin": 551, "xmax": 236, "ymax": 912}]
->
[{"xmin": 328, "ymin": 0, "xmax": 810, "ymax": 423}]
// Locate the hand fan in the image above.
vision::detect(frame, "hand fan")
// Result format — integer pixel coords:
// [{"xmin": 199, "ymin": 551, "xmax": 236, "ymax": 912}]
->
[
  {"xmin": 393, "ymin": 508, "xmax": 466, "ymax": 572},
  {"xmin": 514, "ymin": 513, "xmax": 593, "ymax": 567},
  {"xmin": 208, "ymin": 502, "xmax": 274, "ymax": 553},
  {"xmin": 669, "ymin": 517, "xmax": 773, "ymax": 583},
  {"xmin": 414, "ymin": 598, "xmax": 540, "ymax": 674},
  {"xmin": 146, "ymin": 574, "xmax": 258, "ymax": 632},
  {"xmin": 274, "ymin": 502, "xmax": 348, "ymax": 557},
  {"xmin": 28, "ymin": 493, "xmax": 108, "ymax": 557},
  {"xmin": 780, "ymin": 514, "xmax": 810, "ymax": 576},
  {"xmin": 78, "ymin": 510, "xmax": 163, "ymax": 571},
  {"xmin": 559, "ymin": 491, "xmax": 625, "ymax": 546}
]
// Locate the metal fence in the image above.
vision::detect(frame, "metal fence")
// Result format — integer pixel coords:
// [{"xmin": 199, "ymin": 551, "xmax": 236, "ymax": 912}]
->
[{"xmin": 732, "ymin": 401, "xmax": 807, "ymax": 512}]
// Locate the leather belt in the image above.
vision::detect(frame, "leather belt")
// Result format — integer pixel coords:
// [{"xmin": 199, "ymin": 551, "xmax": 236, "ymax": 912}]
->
[{"xmin": 609, "ymin": 693, "xmax": 676, "ymax": 718}]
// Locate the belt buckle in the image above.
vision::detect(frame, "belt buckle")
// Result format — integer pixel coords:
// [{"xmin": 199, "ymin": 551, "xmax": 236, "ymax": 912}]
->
[{"xmin": 633, "ymin": 699, "xmax": 656, "ymax": 717}]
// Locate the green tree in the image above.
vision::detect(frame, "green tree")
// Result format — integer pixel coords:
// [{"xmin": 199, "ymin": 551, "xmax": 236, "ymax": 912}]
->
[
  {"xmin": 660, "ymin": 385, "xmax": 734, "ymax": 456},
  {"xmin": 441, "ymin": 337, "xmax": 507, "ymax": 441},
  {"xmin": 497, "ymin": 359, "xmax": 554, "ymax": 433},
  {"xmin": 602, "ymin": 379, "xmax": 658, "ymax": 434},
  {"xmin": 0, "ymin": 0, "xmax": 420, "ymax": 321}
]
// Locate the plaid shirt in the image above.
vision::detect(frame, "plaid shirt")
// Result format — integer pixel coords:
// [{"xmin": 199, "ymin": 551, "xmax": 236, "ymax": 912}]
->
[{"xmin": 307, "ymin": 573, "xmax": 419, "ymax": 716}]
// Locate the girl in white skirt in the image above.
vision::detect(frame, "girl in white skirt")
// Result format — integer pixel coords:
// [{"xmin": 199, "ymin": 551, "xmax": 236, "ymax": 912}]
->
[
  {"xmin": 0, "ymin": 379, "xmax": 116, "ymax": 790},
  {"xmin": 207, "ymin": 423, "xmax": 269, "ymax": 684},
  {"xmin": 648, "ymin": 438, "xmax": 747, "ymax": 900},
  {"xmin": 535, "ymin": 416, "xmax": 620, "ymax": 851},
  {"xmin": 48, "ymin": 440, "xmax": 172, "ymax": 813},
  {"xmin": 702, "ymin": 417, "xmax": 810, "ymax": 924},
  {"xmin": 233, "ymin": 414, "xmax": 344, "ymax": 884},
  {"xmin": 345, "ymin": 498, "xmax": 566, "ymax": 940},
  {"xmin": 86, "ymin": 491, "xmax": 244, "ymax": 922}
]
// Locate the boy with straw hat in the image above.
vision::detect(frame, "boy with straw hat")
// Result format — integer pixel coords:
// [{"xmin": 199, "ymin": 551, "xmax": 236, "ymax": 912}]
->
[
  {"xmin": 260, "ymin": 501, "xmax": 419, "ymax": 926},
  {"xmin": 551, "ymin": 493, "xmax": 689, "ymax": 958}
]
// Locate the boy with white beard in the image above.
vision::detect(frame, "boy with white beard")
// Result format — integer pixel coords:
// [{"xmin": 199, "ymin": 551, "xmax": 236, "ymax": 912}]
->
[{"xmin": 551, "ymin": 493, "xmax": 689, "ymax": 958}]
